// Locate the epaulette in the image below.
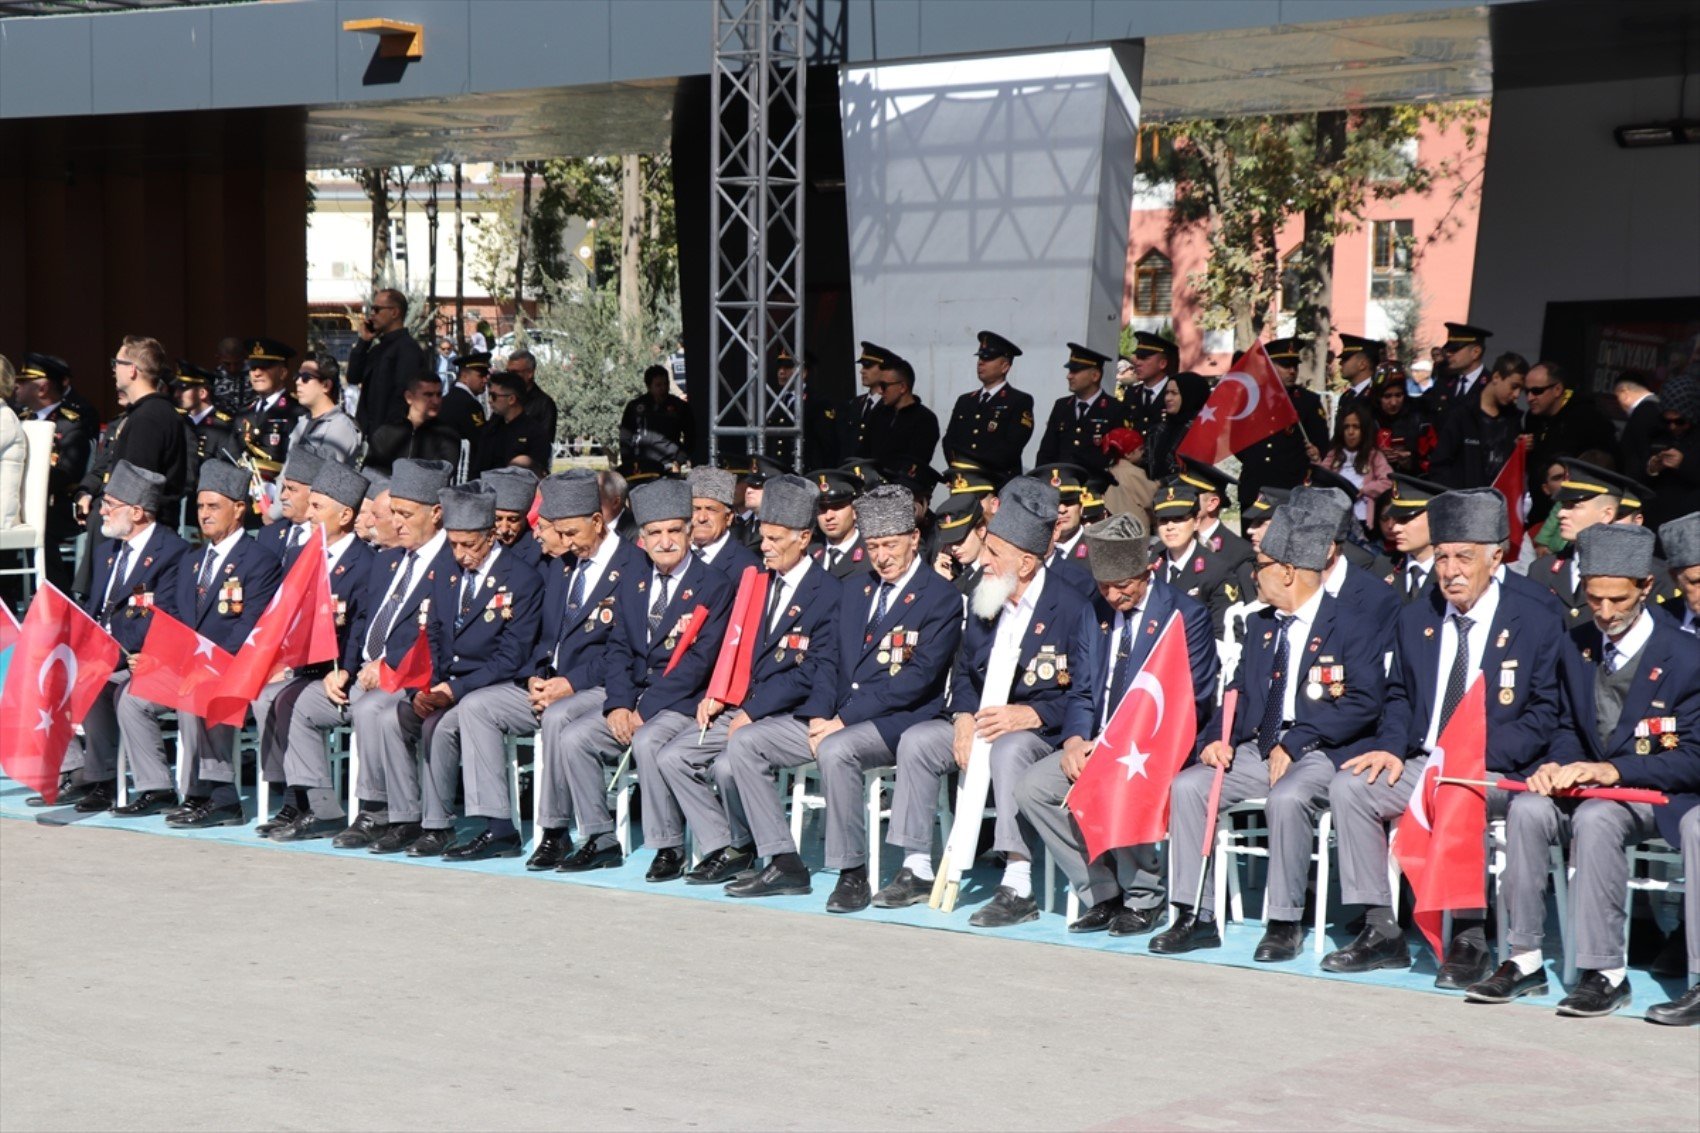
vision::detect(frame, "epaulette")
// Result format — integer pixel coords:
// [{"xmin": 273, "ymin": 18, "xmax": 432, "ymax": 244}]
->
[
  {"xmin": 58, "ymin": 407, "xmax": 79, "ymax": 421},
  {"xmin": 214, "ymin": 410, "xmax": 233, "ymax": 423}
]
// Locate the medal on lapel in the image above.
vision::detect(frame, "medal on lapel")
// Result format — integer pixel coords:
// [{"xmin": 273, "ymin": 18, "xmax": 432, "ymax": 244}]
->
[{"xmin": 1499, "ymin": 662, "xmax": 1516, "ymax": 706}]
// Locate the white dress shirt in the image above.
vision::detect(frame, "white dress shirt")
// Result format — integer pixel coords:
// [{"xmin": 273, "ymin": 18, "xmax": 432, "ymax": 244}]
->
[
  {"xmin": 1423, "ymin": 579, "xmax": 1502, "ymax": 751},
  {"xmin": 1277, "ymin": 585, "xmax": 1326, "ymax": 724},
  {"xmin": 767, "ymin": 556, "xmax": 813, "ymax": 633},
  {"xmin": 988, "ymin": 568, "xmax": 1046, "ymax": 702}
]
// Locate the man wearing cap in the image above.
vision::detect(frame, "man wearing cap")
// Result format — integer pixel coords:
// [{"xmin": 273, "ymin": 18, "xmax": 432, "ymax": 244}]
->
[
  {"xmin": 1150, "ymin": 482, "xmax": 1237, "ymax": 635},
  {"xmin": 14, "ymin": 354, "xmax": 94, "ymax": 587},
  {"xmin": 724, "ymin": 483, "xmax": 964, "ymax": 910},
  {"xmin": 1177, "ymin": 456, "xmax": 1254, "ymax": 574},
  {"xmin": 1153, "ymin": 505, "xmax": 1387, "ymax": 960},
  {"xmin": 686, "ymin": 466, "xmax": 763, "ymax": 578},
  {"xmin": 1334, "ymin": 334, "xmax": 1384, "ymax": 418},
  {"xmin": 1124, "ymin": 332, "xmax": 1178, "ymax": 441},
  {"xmin": 942, "ymin": 331, "xmax": 1035, "ymax": 485},
  {"xmin": 618, "ymin": 364, "xmax": 692, "ymax": 470},
  {"xmin": 348, "ymin": 288, "xmax": 427, "ymax": 435},
  {"xmin": 480, "ymin": 467, "xmax": 544, "ymax": 577},
  {"xmin": 1543, "ymin": 458, "xmax": 1655, "ymax": 629},
  {"xmin": 235, "ymin": 337, "xmax": 305, "ymax": 479},
  {"xmin": 175, "ymin": 362, "xmax": 241, "ymax": 487},
  {"xmin": 1465, "ymin": 524, "xmax": 1699, "ymax": 1016},
  {"xmin": 1291, "ymin": 485, "xmax": 1400, "ymax": 626},
  {"xmin": 1523, "ymin": 361, "xmax": 1615, "ymax": 526},
  {"xmin": 1662, "ymin": 512, "xmax": 1700, "ymax": 636},
  {"xmin": 103, "ymin": 460, "xmax": 284, "ymax": 826},
  {"xmin": 866, "ymin": 357, "xmax": 941, "ymax": 472},
  {"xmin": 545, "ymin": 479, "xmax": 734, "ymax": 875},
  {"xmin": 1430, "ymin": 322, "xmax": 1492, "ymax": 422},
  {"xmin": 764, "ymin": 349, "xmax": 807, "ymax": 472},
  {"xmin": 1036, "ymin": 343, "xmax": 1132, "ymax": 478},
  {"xmin": 877, "ymin": 478, "xmax": 1090, "ymax": 925},
  {"xmin": 1385, "ymin": 474, "xmax": 1445, "ymax": 602},
  {"xmin": 809, "ymin": 468, "xmax": 869, "ymax": 580},
  {"xmin": 1028, "ymin": 463, "xmax": 1096, "ymax": 598},
  {"xmin": 258, "ymin": 460, "xmax": 378, "ymax": 842},
  {"xmin": 75, "ymin": 336, "xmax": 190, "ymax": 541},
  {"xmin": 834, "ymin": 342, "xmax": 901, "ymax": 464},
  {"xmin": 732, "ymin": 455, "xmax": 788, "ymax": 551},
  {"xmin": 289, "ymin": 353, "xmax": 362, "ymax": 465},
  {"xmin": 1226, "ymin": 488, "xmax": 1286, "ymax": 636},
  {"xmin": 42, "ymin": 462, "xmax": 190, "ymax": 813},
  {"xmin": 930, "ymin": 493, "xmax": 987, "ymax": 597},
  {"xmin": 1324, "ymin": 488, "xmax": 1575, "ymax": 987},
  {"xmin": 649, "ymin": 474, "xmax": 845, "ymax": 884},
  {"xmin": 440, "ymin": 353, "xmax": 491, "ymax": 444},
  {"xmin": 372, "ymin": 484, "xmax": 545, "ymax": 857},
  {"xmin": 455, "ymin": 470, "xmax": 648, "ymax": 865},
  {"xmin": 1234, "ymin": 337, "xmax": 1327, "ymax": 512},
  {"xmin": 476, "ymin": 371, "xmax": 553, "ymax": 475},
  {"xmin": 366, "ymin": 373, "xmax": 462, "ymax": 476},
  {"xmin": 1017, "ymin": 513, "xmax": 1220, "ymax": 934},
  {"xmin": 1430, "ymin": 351, "xmax": 1525, "ymax": 489}
]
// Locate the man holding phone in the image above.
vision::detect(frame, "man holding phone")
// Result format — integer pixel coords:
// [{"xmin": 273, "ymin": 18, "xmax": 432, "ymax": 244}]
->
[{"xmin": 347, "ymin": 288, "xmax": 427, "ymax": 437}]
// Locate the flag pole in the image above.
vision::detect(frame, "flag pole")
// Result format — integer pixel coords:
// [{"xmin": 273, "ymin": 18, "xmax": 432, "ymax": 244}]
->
[
  {"xmin": 1190, "ymin": 689, "xmax": 1238, "ymax": 913},
  {"xmin": 1436, "ymin": 776, "xmax": 1668, "ymax": 805}
]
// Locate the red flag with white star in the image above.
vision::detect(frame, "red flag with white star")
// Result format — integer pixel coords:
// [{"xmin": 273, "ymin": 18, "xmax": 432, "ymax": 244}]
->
[
  {"xmin": 129, "ymin": 608, "xmax": 235, "ymax": 716},
  {"xmin": 1066, "ymin": 611, "xmax": 1198, "ymax": 860},
  {"xmin": 1394, "ymin": 679, "xmax": 1488, "ymax": 962},
  {"xmin": 1175, "ymin": 340, "xmax": 1300, "ymax": 464},
  {"xmin": 1491, "ymin": 435, "xmax": 1528, "ymax": 560},
  {"xmin": 0, "ymin": 584, "xmax": 121, "ymax": 803}
]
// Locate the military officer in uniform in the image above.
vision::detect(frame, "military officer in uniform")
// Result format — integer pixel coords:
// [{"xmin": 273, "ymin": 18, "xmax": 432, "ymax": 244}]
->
[
  {"xmin": 235, "ymin": 337, "xmax": 304, "ymax": 480},
  {"xmin": 1385, "ymin": 474, "xmax": 1445, "ymax": 603},
  {"xmin": 1235, "ymin": 337, "xmax": 1329, "ymax": 511},
  {"xmin": 1324, "ymin": 489, "xmax": 1575, "ymax": 988},
  {"xmin": 15, "ymin": 353, "xmax": 93, "ymax": 587},
  {"xmin": 834, "ymin": 342, "xmax": 899, "ymax": 463},
  {"xmin": 439, "ymin": 352, "xmax": 490, "ymax": 444},
  {"xmin": 1016, "ymin": 513, "xmax": 1219, "ymax": 934},
  {"xmin": 1544, "ymin": 459, "xmax": 1655, "ymax": 629},
  {"xmin": 1176, "ymin": 456, "xmax": 1254, "ymax": 574},
  {"xmin": 1035, "ymin": 343, "xmax": 1132, "ymax": 478},
  {"xmin": 174, "ymin": 362, "xmax": 240, "ymax": 487},
  {"xmin": 1153, "ymin": 504, "xmax": 1387, "ymax": 961},
  {"xmin": 1150, "ymin": 482, "xmax": 1237, "ymax": 634},
  {"xmin": 1031, "ymin": 463, "xmax": 1094, "ymax": 596},
  {"xmin": 1122, "ymin": 331, "xmax": 1178, "ymax": 439},
  {"xmin": 723, "ymin": 484, "xmax": 964, "ymax": 910},
  {"xmin": 1468, "ymin": 523, "xmax": 1698, "ymax": 1016},
  {"xmin": 112, "ymin": 460, "xmax": 283, "ymax": 826},
  {"xmin": 878, "ymin": 478, "xmax": 1089, "ymax": 926},
  {"xmin": 809, "ymin": 468, "xmax": 869, "ymax": 579},
  {"xmin": 929, "ymin": 492, "xmax": 986, "ymax": 597},
  {"xmin": 1334, "ymin": 333, "xmax": 1385, "ymax": 418},
  {"xmin": 1429, "ymin": 321, "xmax": 1493, "ymax": 425},
  {"xmin": 941, "ymin": 331, "xmax": 1036, "ymax": 484}
]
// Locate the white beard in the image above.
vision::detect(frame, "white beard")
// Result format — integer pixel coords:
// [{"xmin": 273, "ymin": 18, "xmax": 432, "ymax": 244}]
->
[{"xmin": 971, "ymin": 568, "xmax": 1017, "ymax": 620}]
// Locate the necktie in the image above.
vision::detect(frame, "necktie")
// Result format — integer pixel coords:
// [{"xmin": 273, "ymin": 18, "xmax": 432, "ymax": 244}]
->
[
  {"xmin": 365, "ymin": 550, "xmax": 417, "ymax": 661},
  {"xmin": 566, "ymin": 561, "xmax": 586, "ymax": 612},
  {"xmin": 456, "ymin": 571, "xmax": 478, "ymax": 630},
  {"xmin": 980, "ymin": 390, "xmax": 993, "ymax": 407},
  {"xmin": 1258, "ymin": 614, "xmax": 1294, "ymax": 757},
  {"xmin": 826, "ymin": 549, "xmax": 842, "ymax": 573},
  {"xmin": 869, "ymin": 581, "xmax": 893, "ymax": 628},
  {"xmin": 765, "ymin": 572, "xmax": 787, "ymax": 632},
  {"xmin": 648, "ymin": 574, "xmax": 673, "ymax": 642},
  {"xmin": 102, "ymin": 543, "xmax": 134, "ymax": 622},
  {"xmin": 1438, "ymin": 614, "xmax": 1475, "ymax": 731},
  {"xmin": 1105, "ymin": 615, "xmax": 1135, "ymax": 727},
  {"xmin": 1075, "ymin": 399, "xmax": 1088, "ymax": 422},
  {"xmin": 1601, "ymin": 642, "xmax": 1618, "ymax": 674},
  {"xmin": 196, "ymin": 547, "xmax": 217, "ymax": 612}
]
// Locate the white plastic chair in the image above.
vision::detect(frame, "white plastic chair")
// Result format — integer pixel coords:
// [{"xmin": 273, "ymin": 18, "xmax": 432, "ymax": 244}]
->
[
  {"xmin": 0, "ymin": 419, "xmax": 54, "ymax": 600},
  {"xmin": 256, "ymin": 723, "xmax": 349, "ymax": 826},
  {"xmin": 1213, "ymin": 798, "xmax": 1334, "ymax": 954}
]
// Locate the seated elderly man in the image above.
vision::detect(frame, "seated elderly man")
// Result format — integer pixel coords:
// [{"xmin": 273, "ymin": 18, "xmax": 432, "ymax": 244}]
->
[{"xmin": 687, "ymin": 465, "xmax": 763, "ymax": 577}]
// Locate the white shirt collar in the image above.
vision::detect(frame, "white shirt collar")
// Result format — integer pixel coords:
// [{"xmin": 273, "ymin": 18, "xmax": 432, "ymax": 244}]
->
[
  {"xmin": 777, "ymin": 554, "xmax": 812, "ymax": 591},
  {"xmin": 1324, "ymin": 554, "xmax": 1349, "ymax": 596},
  {"xmin": 696, "ymin": 530, "xmax": 731, "ymax": 562},
  {"xmin": 35, "ymin": 401, "xmax": 62, "ymax": 420},
  {"xmin": 828, "ymin": 529, "xmax": 861, "ymax": 553},
  {"xmin": 122, "ymin": 522, "xmax": 158, "ymax": 557},
  {"xmin": 206, "ymin": 527, "xmax": 244, "ymax": 562},
  {"xmin": 463, "ymin": 543, "xmax": 502, "ymax": 591},
  {"xmin": 1445, "ymin": 576, "xmax": 1501, "ymax": 625},
  {"xmin": 1057, "ymin": 528, "xmax": 1084, "ymax": 556},
  {"xmin": 325, "ymin": 531, "xmax": 357, "ymax": 572},
  {"xmin": 1286, "ymin": 583, "xmax": 1326, "ymax": 633},
  {"xmin": 1006, "ymin": 566, "xmax": 1046, "ymax": 618},
  {"xmin": 876, "ymin": 555, "xmax": 922, "ymax": 599},
  {"xmin": 978, "ymin": 380, "xmax": 1007, "ymax": 398},
  {"xmin": 1604, "ymin": 608, "xmax": 1656, "ymax": 667}
]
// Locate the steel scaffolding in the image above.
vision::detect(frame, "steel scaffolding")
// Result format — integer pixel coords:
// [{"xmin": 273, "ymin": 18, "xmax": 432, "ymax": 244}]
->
[{"xmin": 707, "ymin": 0, "xmax": 806, "ymax": 464}]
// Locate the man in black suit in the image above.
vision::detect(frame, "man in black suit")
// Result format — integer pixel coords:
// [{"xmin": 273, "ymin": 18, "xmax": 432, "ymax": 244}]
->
[
  {"xmin": 1035, "ymin": 343, "xmax": 1133, "ymax": 478},
  {"xmin": 1427, "ymin": 321, "xmax": 1493, "ymax": 426},
  {"xmin": 1121, "ymin": 332, "xmax": 1178, "ymax": 441},
  {"xmin": 834, "ymin": 341, "xmax": 899, "ymax": 462},
  {"xmin": 347, "ymin": 288, "xmax": 426, "ymax": 435},
  {"xmin": 439, "ymin": 352, "xmax": 490, "ymax": 444},
  {"xmin": 941, "ymin": 330, "xmax": 1035, "ymax": 485},
  {"xmin": 1614, "ymin": 372, "xmax": 1663, "ymax": 478},
  {"xmin": 867, "ymin": 357, "xmax": 941, "ymax": 473}
]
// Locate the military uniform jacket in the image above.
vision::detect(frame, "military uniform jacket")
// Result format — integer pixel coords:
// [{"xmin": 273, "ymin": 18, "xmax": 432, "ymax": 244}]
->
[
  {"xmin": 737, "ymin": 562, "xmax": 844, "ymax": 723},
  {"xmin": 603, "ymin": 554, "xmax": 735, "ymax": 719},
  {"xmin": 802, "ymin": 564, "xmax": 965, "ymax": 753},
  {"xmin": 174, "ymin": 535, "xmax": 284, "ymax": 655},
  {"xmin": 1561, "ymin": 616, "xmax": 1700, "ymax": 847},
  {"xmin": 429, "ymin": 548, "xmax": 544, "ymax": 700},
  {"xmin": 183, "ymin": 407, "xmax": 240, "ymax": 487},
  {"xmin": 1376, "ymin": 583, "xmax": 1579, "ymax": 775},
  {"xmin": 1035, "ymin": 391, "xmax": 1133, "ymax": 477},
  {"xmin": 237, "ymin": 393, "xmax": 304, "ymax": 476},
  {"xmin": 1155, "ymin": 540, "xmax": 1236, "ymax": 636},
  {"xmin": 341, "ymin": 541, "xmax": 460, "ymax": 672},
  {"xmin": 868, "ymin": 397, "xmax": 941, "ymax": 471},
  {"xmin": 835, "ymin": 391, "xmax": 885, "ymax": 460},
  {"xmin": 1235, "ymin": 385, "xmax": 1329, "ymax": 508},
  {"xmin": 535, "ymin": 537, "xmax": 648, "ymax": 690},
  {"xmin": 1046, "ymin": 534, "xmax": 1096, "ymax": 598},
  {"xmin": 947, "ymin": 572, "xmax": 1089, "ymax": 745},
  {"xmin": 1123, "ymin": 382, "xmax": 1168, "ymax": 441},
  {"xmin": 943, "ymin": 384, "xmax": 1035, "ymax": 483},
  {"xmin": 1063, "ymin": 581, "xmax": 1218, "ymax": 743},
  {"xmin": 438, "ymin": 386, "xmax": 487, "ymax": 445},
  {"xmin": 1206, "ymin": 593, "xmax": 1385, "ymax": 765},
  {"xmin": 41, "ymin": 403, "xmax": 93, "ymax": 538},
  {"xmin": 811, "ymin": 534, "xmax": 870, "ymax": 580},
  {"xmin": 84, "ymin": 524, "xmax": 190, "ymax": 653},
  {"xmin": 79, "ymin": 392, "xmax": 189, "ymax": 507},
  {"xmin": 1195, "ymin": 521, "xmax": 1254, "ymax": 575}
]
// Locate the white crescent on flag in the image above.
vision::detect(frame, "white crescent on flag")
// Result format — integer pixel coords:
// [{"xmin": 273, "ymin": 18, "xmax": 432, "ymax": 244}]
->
[
  {"xmin": 1115, "ymin": 672, "xmax": 1168, "ymax": 780},
  {"xmin": 37, "ymin": 644, "xmax": 76, "ymax": 707},
  {"xmin": 1224, "ymin": 371, "xmax": 1262, "ymax": 421},
  {"xmin": 1408, "ymin": 750, "xmax": 1443, "ymax": 833}
]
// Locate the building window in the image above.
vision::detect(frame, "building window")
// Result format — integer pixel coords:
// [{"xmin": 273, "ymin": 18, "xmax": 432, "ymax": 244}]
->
[
  {"xmin": 1371, "ymin": 219, "xmax": 1414, "ymax": 299},
  {"xmin": 1132, "ymin": 250, "xmax": 1172, "ymax": 316}
]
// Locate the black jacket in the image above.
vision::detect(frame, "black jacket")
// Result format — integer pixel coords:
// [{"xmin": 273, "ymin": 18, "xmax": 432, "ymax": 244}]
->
[
  {"xmin": 347, "ymin": 329, "xmax": 426, "ymax": 436},
  {"xmin": 78, "ymin": 391, "xmax": 189, "ymax": 508}
]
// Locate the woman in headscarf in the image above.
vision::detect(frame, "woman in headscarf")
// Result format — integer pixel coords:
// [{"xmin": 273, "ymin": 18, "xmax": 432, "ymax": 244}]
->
[{"xmin": 1144, "ymin": 371, "xmax": 1211, "ymax": 482}]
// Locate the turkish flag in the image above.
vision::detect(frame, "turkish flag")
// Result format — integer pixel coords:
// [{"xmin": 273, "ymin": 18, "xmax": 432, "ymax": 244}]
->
[
  {"xmin": 706, "ymin": 567, "xmax": 769, "ymax": 706},
  {"xmin": 1492, "ymin": 435, "xmax": 1528, "ymax": 560},
  {"xmin": 378, "ymin": 625, "xmax": 434, "ymax": 693},
  {"xmin": 0, "ymin": 599, "xmax": 20, "ymax": 694},
  {"xmin": 0, "ymin": 584, "xmax": 122, "ymax": 803},
  {"xmin": 662, "ymin": 604, "xmax": 712, "ymax": 676},
  {"xmin": 1067, "ymin": 612, "xmax": 1199, "ymax": 860},
  {"xmin": 129, "ymin": 608, "xmax": 235, "ymax": 716},
  {"xmin": 1393, "ymin": 678, "xmax": 1489, "ymax": 962},
  {"xmin": 1175, "ymin": 340, "xmax": 1300, "ymax": 464}
]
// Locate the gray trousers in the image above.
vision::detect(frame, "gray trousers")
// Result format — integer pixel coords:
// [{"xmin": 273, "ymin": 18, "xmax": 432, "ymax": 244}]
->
[
  {"xmin": 1169, "ymin": 744, "xmax": 1335, "ymax": 922},
  {"xmin": 627, "ymin": 710, "xmax": 699, "ymax": 850},
  {"xmin": 456, "ymin": 682, "xmax": 546, "ymax": 823},
  {"xmin": 119, "ymin": 690, "xmax": 238, "ymax": 794},
  {"xmin": 1016, "ymin": 752, "xmax": 1167, "ymax": 910},
  {"xmin": 1685, "ymin": 808, "xmax": 1700, "ymax": 975},
  {"xmin": 288, "ymin": 681, "xmax": 382, "ymax": 820},
  {"xmin": 653, "ymin": 714, "xmax": 752, "ymax": 855},
  {"xmin": 355, "ymin": 688, "xmax": 443, "ymax": 824},
  {"xmin": 254, "ymin": 676, "xmax": 290, "ymax": 785},
  {"xmin": 535, "ymin": 689, "xmax": 610, "ymax": 833},
  {"xmin": 76, "ymin": 672, "xmax": 131, "ymax": 782},
  {"xmin": 1524, "ymin": 797, "xmax": 1659, "ymax": 970},
  {"xmin": 1330, "ymin": 755, "xmax": 1430, "ymax": 908},
  {"xmin": 725, "ymin": 716, "xmax": 816, "ymax": 860},
  {"xmin": 420, "ymin": 704, "xmax": 470, "ymax": 830},
  {"xmin": 889, "ymin": 720, "xmax": 1050, "ymax": 859}
]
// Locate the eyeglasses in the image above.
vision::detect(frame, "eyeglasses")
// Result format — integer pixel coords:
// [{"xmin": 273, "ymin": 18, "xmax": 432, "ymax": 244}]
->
[
  {"xmin": 109, "ymin": 358, "xmax": 136, "ymax": 370},
  {"xmin": 1524, "ymin": 384, "xmax": 1557, "ymax": 396},
  {"xmin": 1250, "ymin": 558, "xmax": 1283, "ymax": 575}
]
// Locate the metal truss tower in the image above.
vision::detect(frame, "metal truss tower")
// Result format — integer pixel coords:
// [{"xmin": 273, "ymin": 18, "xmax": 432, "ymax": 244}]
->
[{"xmin": 707, "ymin": 0, "xmax": 806, "ymax": 464}]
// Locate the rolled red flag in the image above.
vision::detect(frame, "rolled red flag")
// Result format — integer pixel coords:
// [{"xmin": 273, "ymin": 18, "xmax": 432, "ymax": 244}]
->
[{"xmin": 662, "ymin": 604, "xmax": 711, "ymax": 676}]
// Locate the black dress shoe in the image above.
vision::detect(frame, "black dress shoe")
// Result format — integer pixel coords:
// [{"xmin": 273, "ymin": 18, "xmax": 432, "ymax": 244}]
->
[
  {"xmin": 556, "ymin": 839, "xmax": 622, "ymax": 872},
  {"xmin": 1321, "ymin": 927, "xmax": 1412, "ymax": 973},
  {"xmin": 1650, "ymin": 932, "xmax": 1688, "ymax": 980},
  {"xmin": 872, "ymin": 867, "xmax": 934, "ymax": 908},
  {"xmin": 166, "ymin": 800, "xmax": 244, "ymax": 828},
  {"xmin": 1434, "ymin": 938, "xmax": 1493, "ymax": 990},
  {"xmin": 645, "ymin": 847, "xmax": 686, "ymax": 882},
  {"xmin": 1464, "ymin": 960, "xmax": 1549, "ymax": 1004},
  {"xmin": 826, "ymin": 872, "xmax": 871, "ymax": 914},
  {"xmin": 969, "ymin": 885, "xmax": 1040, "ymax": 928},
  {"xmin": 1645, "ymin": 983, "xmax": 1700, "ymax": 1026},
  {"xmin": 1069, "ymin": 899, "xmax": 1121, "ymax": 934},
  {"xmin": 1556, "ymin": 971, "xmax": 1632, "ymax": 1018},
  {"xmin": 684, "ymin": 844, "xmax": 754, "ymax": 885},
  {"xmin": 26, "ymin": 776, "xmax": 81, "ymax": 807},
  {"xmin": 725, "ymin": 862, "xmax": 812, "ymax": 898},
  {"xmin": 368, "ymin": 821, "xmax": 422, "ymax": 854},
  {"xmin": 1253, "ymin": 920, "xmax": 1305, "ymax": 963},
  {"xmin": 1109, "ymin": 906, "xmax": 1166, "ymax": 937},
  {"xmin": 526, "ymin": 835, "xmax": 572, "ymax": 871},
  {"xmin": 269, "ymin": 813, "xmax": 342, "ymax": 842},
  {"xmin": 165, "ymin": 795, "xmax": 210, "ymax": 822},
  {"xmin": 111, "ymin": 789, "xmax": 179, "ymax": 817},
  {"xmin": 255, "ymin": 804, "xmax": 302, "ymax": 837},
  {"xmin": 406, "ymin": 828, "xmax": 456, "ymax": 857},
  {"xmin": 1149, "ymin": 910, "xmax": 1221, "ymax": 954},
  {"xmin": 444, "ymin": 830, "xmax": 524, "ymax": 861},
  {"xmin": 72, "ymin": 784, "xmax": 116, "ymax": 814},
  {"xmin": 332, "ymin": 813, "xmax": 384, "ymax": 849}
]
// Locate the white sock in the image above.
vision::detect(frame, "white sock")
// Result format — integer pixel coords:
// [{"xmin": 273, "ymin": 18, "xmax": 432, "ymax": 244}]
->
[
  {"xmin": 1003, "ymin": 859, "xmax": 1032, "ymax": 898},
  {"xmin": 1599, "ymin": 967, "xmax": 1626, "ymax": 987},
  {"xmin": 903, "ymin": 853, "xmax": 934, "ymax": 881},
  {"xmin": 1511, "ymin": 949, "xmax": 1543, "ymax": 977}
]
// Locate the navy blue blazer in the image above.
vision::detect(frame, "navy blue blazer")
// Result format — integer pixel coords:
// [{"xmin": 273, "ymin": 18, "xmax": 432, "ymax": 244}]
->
[
  {"xmin": 1062, "ymin": 580, "xmax": 1219, "ymax": 744},
  {"xmin": 341, "ymin": 539, "xmax": 460, "ymax": 671},
  {"xmin": 1046, "ymin": 539, "xmax": 1096, "ymax": 598},
  {"xmin": 503, "ymin": 531, "xmax": 546, "ymax": 583},
  {"xmin": 322, "ymin": 538, "xmax": 376, "ymax": 660},
  {"xmin": 175, "ymin": 535, "xmax": 283, "ymax": 654},
  {"xmin": 1378, "ymin": 580, "xmax": 1577, "ymax": 775},
  {"xmin": 1206, "ymin": 591, "xmax": 1384, "ymax": 765},
  {"xmin": 1335, "ymin": 561, "xmax": 1399, "ymax": 626},
  {"xmin": 736, "ymin": 562, "xmax": 844, "ymax": 722},
  {"xmin": 430, "ymin": 546, "xmax": 544, "ymax": 699},
  {"xmin": 802, "ymin": 562, "xmax": 964, "ymax": 754},
  {"xmin": 701, "ymin": 535, "xmax": 762, "ymax": 579},
  {"xmin": 254, "ymin": 519, "xmax": 307, "ymax": 562},
  {"xmin": 536, "ymin": 537, "xmax": 649, "ymax": 691},
  {"xmin": 84, "ymin": 523, "xmax": 189, "ymax": 653},
  {"xmin": 948, "ymin": 571, "xmax": 1089, "ymax": 746},
  {"xmin": 1561, "ymin": 616, "xmax": 1700, "ymax": 847},
  {"xmin": 603, "ymin": 554, "xmax": 735, "ymax": 719}
]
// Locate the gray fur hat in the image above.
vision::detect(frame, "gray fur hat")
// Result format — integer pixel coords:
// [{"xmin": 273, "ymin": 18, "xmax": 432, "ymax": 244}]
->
[
  {"xmin": 391, "ymin": 459, "xmax": 455, "ymax": 506},
  {"xmin": 857, "ymin": 483, "xmax": 917, "ymax": 539},
  {"xmin": 363, "ymin": 470, "xmax": 391, "ymax": 501},
  {"xmin": 439, "ymin": 483, "xmax": 497, "ymax": 532},
  {"xmin": 1001, "ymin": 476, "xmax": 1061, "ymax": 525},
  {"xmin": 759, "ymin": 473, "xmax": 817, "ymax": 531},
  {"xmin": 1291, "ymin": 485, "xmax": 1353, "ymax": 541},
  {"xmin": 106, "ymin": 460, "xmax": 166, "ymax": 513},
  {"xmin": 312, "ymin": 460, "xmax": 370, "ymax": 512},
  {"xmin": 481, "ymin": 466, "xmax": 540, "ymax": 514},
  {"xmin": 987, "ymin": 481, "xmax": 1056, "ymax": 558},
  {"xmin": 1577, "ymin": 523, "xmax": 1656, "ymax": 579},
  {"xmin": 1083, "ymin": 513, "xmax": 1150, "ymax": 582},
  {"xmin": 539, "ymin": 469, "xmax": 602, "ymax": 521},
  {"xmin": 1261, "ymin": 505, "xmax": 1333, "ymax": 571},
  {"xmin": 687, "ymin": 467, "xmax": 737, "ymax": 507},
  {"xmin": 1429, "ymin": 488, "xmax": 1508, "ymax": 545},
  {"xmin": 1661, "ymin": 512, "xmax": 1700, "ymax": 570},
  {"xmin": 631, "ymin": 478, "xmax": 693, "ymax": 528},
  {"xmin": 282, "ymin": 447, "xmax": 324, "ymax": 487},
  {"xmin": 197, "ymin": 459, "xmax": 249, "ymax": 504}
]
